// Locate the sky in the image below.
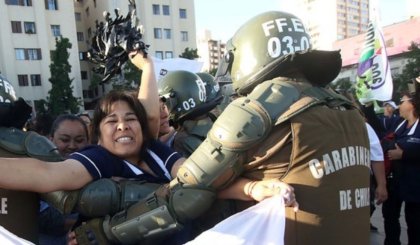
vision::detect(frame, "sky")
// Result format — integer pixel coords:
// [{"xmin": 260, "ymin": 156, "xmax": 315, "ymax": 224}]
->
[{"xmin": 194, "ymin": 0, "xmax": 409, "ymax": 43}]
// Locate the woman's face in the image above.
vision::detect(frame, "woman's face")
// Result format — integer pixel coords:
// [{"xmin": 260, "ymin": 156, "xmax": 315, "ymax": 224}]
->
[
  {"xmin": 159, "ymin": 100, "xmax": 171, "ymax": 136},
  {"xmin": 51, "ymin": 120, "xmax": 89, "ymax": 158},
  {"xmin": 383, "ymin": 104, "xmax": 395, "ymax": 117},
  {"xmin": 399, "ymin": 95, "xmax": 414, "ymax": 120},
  {"xmin": 98, "ymin": 100, "xmax": 143, "ymax": 163}
]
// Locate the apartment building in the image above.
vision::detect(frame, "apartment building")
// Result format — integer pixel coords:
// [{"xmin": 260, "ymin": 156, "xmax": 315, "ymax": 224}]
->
[
  {"xmin": 196, "ymin": 30, "xmax": 226, "ymax": 73},
  {"xmin": 0, "ymin": 0, "xmax": 196, "ymax": 111},
  {"xmin": 294, "ymin": 0, "xmax": 370, "ymax": 49},
  {"xmin": 207, "ymin": 39, "xmax": 225, "ymax": 73},
  {"xmin": 0, "ymin": 0, "xmax": 83, "ymax": 111}
]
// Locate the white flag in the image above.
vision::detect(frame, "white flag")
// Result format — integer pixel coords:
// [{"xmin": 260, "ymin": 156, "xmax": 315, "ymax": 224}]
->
[
  {"xmin": 355, "ymin": 21, "xmax": 393, "ymax": 104},
  {"xmin": 152, "ymin": 57, "xmax": 204, "ymax": 81},
  {"xmin": 185, "ymin": 196, "xmax": 285, "ymax": 245}
]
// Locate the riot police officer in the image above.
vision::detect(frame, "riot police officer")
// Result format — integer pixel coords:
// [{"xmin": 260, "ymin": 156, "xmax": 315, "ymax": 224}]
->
[
  {"xmin": 0, "ymin": 74, "xmax": 62, "ymax": 243},
  {"xmin": 158, "ymin": 70, "xmax": 221, "ymax": 155},
  {"xmin": 72, "ymin": 11, "xmax": 370, "ymax": 245},
  {"xmin": 27, "ymin": 11, "xmax": 368, "ymax": 245}
]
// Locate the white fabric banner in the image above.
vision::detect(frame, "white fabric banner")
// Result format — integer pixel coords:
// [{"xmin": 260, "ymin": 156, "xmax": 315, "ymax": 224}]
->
[
  {"xmin": 0, "ymin": 226, "xmax": 34, "ymax": 245},
  {"xmin": 356, "ymin": 21, "xmax": 393, "ymax": 104},
  {"xmin": 152, "ymin": 57, "xmax": 204, "ymax": 81},
  {"xmin": 185, "ymin": 195, "xmax": 286, "ymax": 245}
]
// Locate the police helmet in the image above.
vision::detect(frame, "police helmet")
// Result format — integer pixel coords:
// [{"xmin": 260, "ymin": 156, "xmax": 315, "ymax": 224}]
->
[
  {"xmin": 196, "ymin": 72, "xmax": 222, "ymax": 103},
  {"xmin": 158, "ymin": 70, "xmax": 218, "ymax": 125},
  {"xmin": 215, "ymin": 11, "xmax": 342, "ymax": 95},
  {"xmin": 0, "ymin": 74, "xmax": 32, "ymax": 128}
]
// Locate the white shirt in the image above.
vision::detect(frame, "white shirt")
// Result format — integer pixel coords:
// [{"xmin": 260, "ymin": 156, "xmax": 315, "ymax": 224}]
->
[{"xmin": 366, "ymin": 123, "xmax": 384, "ymax": 161}]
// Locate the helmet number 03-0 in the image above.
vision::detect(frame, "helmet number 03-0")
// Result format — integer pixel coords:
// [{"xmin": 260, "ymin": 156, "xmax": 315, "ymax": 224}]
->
[
  {"xmin": 267, "ymin": 35, "xmax": 310, "ymax": 58},
  {"xmin": 262, "ymin": 17, "xmax": 311, "ymax": 58}
]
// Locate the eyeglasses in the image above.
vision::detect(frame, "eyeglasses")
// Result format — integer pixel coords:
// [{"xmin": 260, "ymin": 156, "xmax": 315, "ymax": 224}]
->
[{"xmin": 399, "ymin": 98, "xmax": 412, "ymax": 104}]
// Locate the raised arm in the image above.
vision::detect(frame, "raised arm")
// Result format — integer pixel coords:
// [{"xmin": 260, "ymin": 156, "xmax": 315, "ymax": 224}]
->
[
  {"xmin": 129, "ymin": 52, "xmax": 160, "ymax": 139},
  {"xmin": 0, "ymin": 158, "xmax": 92, "ymax": 193}
]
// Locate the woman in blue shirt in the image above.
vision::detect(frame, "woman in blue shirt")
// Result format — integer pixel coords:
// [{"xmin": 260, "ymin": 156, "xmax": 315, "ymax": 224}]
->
[
  {"xmin": 0, "ymin": 53, "xmax": 297, "ymax": 244},
  {"xmin": 387, "ymin": 90, "xmax": 420, "ymax": 245}
]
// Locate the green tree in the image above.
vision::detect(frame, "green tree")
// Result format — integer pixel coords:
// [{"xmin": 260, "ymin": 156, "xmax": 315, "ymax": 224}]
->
[
  {"xmin": 179, "ymin": 48, "xmax": 199, "ymax": 60},
  {"xmin": 46, "ymin": 37, "xmax": 81, "ymax": 116},
  {"xmin": 392, "ymin": 42, "xmax": 420, "ymax": 100}
]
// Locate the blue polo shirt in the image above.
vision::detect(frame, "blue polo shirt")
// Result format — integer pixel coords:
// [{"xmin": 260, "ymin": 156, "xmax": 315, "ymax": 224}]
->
[
  {"xmin": 394, "ymin": 119, "xmax": 420, "ymax": 202},
  {"xmin": 69, "ymin": 140, "xmax": 182, "ymax": 183}
]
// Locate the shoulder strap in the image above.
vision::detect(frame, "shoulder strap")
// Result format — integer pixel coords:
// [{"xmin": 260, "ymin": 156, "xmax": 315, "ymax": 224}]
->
[{"xmin": 275, "ymin": 85, "xmax": 355, "ymax": 126}]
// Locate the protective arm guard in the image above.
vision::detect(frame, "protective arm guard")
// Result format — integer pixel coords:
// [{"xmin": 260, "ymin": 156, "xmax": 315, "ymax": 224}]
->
[
  {"xmin": 75, "ymin": 181, "xmax": 216, "ymax": 244},
  {"xmin": 0, "ymin": 127, "xmax": 62, "ymax": 161},
  {"xmin": 75, "ymin": 80, "xmax": 302, "ymax": 244},
  {"xmin": 43, "ymin": 178, "xmax": 161, "ymax": 217},
  {"xmin": 177, "ymin": 79, "xmax": 300, "ymax": 188}
]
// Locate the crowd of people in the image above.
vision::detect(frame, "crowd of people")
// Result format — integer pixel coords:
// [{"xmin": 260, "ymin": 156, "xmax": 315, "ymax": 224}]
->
[{"xmin": 0, "ymin": 10, "xmax": 419, "ymax": 245}]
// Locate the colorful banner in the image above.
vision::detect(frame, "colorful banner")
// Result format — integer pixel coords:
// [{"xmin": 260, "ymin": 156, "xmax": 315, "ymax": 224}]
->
[{"xmin": 356, "ymin": 22, "xmax": 393, "ymax": 104}]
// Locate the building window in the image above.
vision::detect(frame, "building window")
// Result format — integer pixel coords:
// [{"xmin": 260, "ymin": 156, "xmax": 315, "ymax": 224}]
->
[
  {"xmin": 51, "ymin": 25, "xmax": 61, "ymax": 37},
  {"xmin": 154, "ymin": 28, "xmax": 162, "ymax": 39},
  {"xmin": 27, "ymin": 48, "xmax": 41, "ymax": 60},
  {"xmin": 77, "ymin": 32, "xmax": 84, "ymax": 41},
  {"xmin": 75, "ymin": 12, "xmax": 81, "ymax": 21},
  {"xmin": 79, "ymin": 52, "xmax": 88, "ymax": 60},
  {"xmin": 181, "ymin": 31, "xmax": 188, "ymax": 41},
  {"xmin": 45, "ymin": 0, "xmax": 58, "ymax": 10},
  {"xmin": 152, "ymin": 4, "xmax": 160, "ymax": 15},
  {"xmin": 24, "ymin": 22, "xmax": 36, "ymax": 34},
  {"xmin": 165, "ymin": 51, "xmax": 173, "ymax": 59},
  {"xmin": 93, "ymin": 0, "xmax": 96, "ymax": 7},
  {"xmin": 17, "ymin": 75, "xmax": 28, "ymax": 86},
  {"xmin": 179, "ymin": 9, "xmax": 187, "ymax": 19},
  {"xmin": 81, "ymin": 71, "xmax": 88, "ymax": 80},
  {"xmin": 155, "ymin": 51, "xmax": 163, "ymax": 59},
  {"xmin": 5, "ymin": 0, "xmax": 32, "ymax": 6},
  {"xmin": 15, "ymin": 48, "xmax": 42, "ymax": 60},
  {"xmin": 85, "ymin": 7, "xmax": 89, "ymax": 17},
  {"xmin": 11, "ymin": 21, "xmax": 22, "ymax": 33},
  {"xmin": 162, "ymin": 5, "xmax": 170, "ymax": 15},
  {"xmin": 30, "ymin": 74, "xmax": 41, "ymax": 86},
  {"xmin": 6, "ymin": 0, "xmax": 19, "ymax": 5},
  {"xmin": 87, "ymin": 27, "xmax": 92, "ymax": 39},
  {"xmin": 164, "ymin": 29, "xmax": 171, "ymax": 39},
  {"xmin": 15, "ymin": 49, "xmax": 25, "ymax": 60}
]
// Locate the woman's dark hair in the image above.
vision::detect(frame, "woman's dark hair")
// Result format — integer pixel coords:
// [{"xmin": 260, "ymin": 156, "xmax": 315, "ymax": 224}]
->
[
  {"xmin": 401, "ymin": 90, "xmax": 420, "ymax": 118},
  {"xmin": 50, "ymin": 114, "xmax": 89, "ymax": 140},
  {"xmin": 91, "ymin": 90, "xmax": 152, "ymax": 157}
]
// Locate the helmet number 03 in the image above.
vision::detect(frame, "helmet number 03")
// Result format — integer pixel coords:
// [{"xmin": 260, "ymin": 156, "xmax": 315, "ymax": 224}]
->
[
  {"xmin": 267, "ymin": 35, "xmax": 310, "ymax": 58},
  {"xmin": 182, "ymin": 98, "xmax": 196, "ymax": 111}
]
